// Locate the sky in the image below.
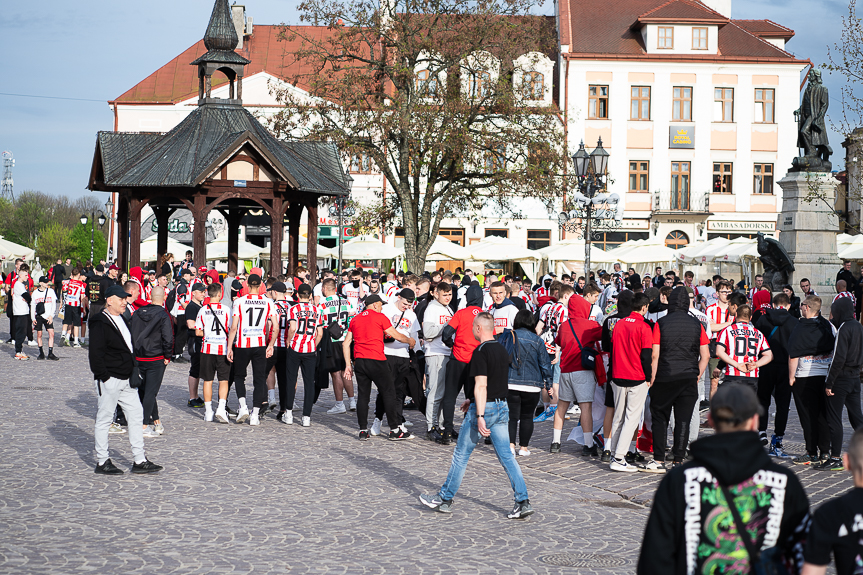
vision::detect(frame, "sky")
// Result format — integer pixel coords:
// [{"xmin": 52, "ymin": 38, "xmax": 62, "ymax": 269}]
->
[{"xmin": 0, "ymin": 0, "xmax": 854, "ymax": 201}]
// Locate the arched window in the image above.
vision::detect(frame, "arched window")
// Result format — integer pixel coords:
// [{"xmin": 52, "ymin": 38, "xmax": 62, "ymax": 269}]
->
[
  {"xmin": 665, "ymin": 231, "xmax": 689, "ymax": 249},
  {"xmin": 470, "ymin": 71, "xmax": 492, "ymax": 99},
  {"xmin": 415, "ymin": 69, "xmax": 439, "ymax": 99},
  {"xmin": 522, "ymin": 71, "xmax": 544, "ymax": 100}
]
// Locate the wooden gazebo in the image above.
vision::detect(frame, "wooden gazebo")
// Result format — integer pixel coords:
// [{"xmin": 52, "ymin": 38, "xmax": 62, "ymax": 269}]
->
[{"xmin": 87, "ymin": 0, "xmax": 349, "ymax": 277}]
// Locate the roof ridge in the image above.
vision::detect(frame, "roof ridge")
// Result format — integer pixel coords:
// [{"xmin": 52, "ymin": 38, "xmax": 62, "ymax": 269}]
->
[
  {"xmin": 724, "ymin": 20, "xmax": 798, "ymax": 59},
  {"xmin": 638, "ymin": 0, "xmax": 728, "ymax": 20}
]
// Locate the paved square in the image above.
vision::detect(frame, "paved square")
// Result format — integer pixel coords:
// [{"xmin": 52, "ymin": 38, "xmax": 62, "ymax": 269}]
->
[{"xmin": 0, "ymin": 317, "xmax": 854, "ymax": 574}]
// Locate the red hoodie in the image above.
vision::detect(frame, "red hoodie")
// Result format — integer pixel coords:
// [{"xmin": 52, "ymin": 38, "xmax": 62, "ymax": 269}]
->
[
  {"xmin": 202, "ymin": 270, "xmax": 222, "ymax": 306},
  {"xmin": 128, "ymin": 266, "xmax": 150, "ymax": 309},
  {"xmin": 555, "ymin": 294, "xmax": 602, "ymax": 372}
]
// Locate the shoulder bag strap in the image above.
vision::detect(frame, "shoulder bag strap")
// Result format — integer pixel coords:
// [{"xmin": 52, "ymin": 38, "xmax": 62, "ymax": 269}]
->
[
  {"xmin": 719, "ymin": 484, "xmax": 763, "ymax": 567},
  {"xmin": 568, "ymin": 320, "xmax": 584, "ymax": 351},
  {"xmin": 207, "ymin": 304, "xmax": 227, "ymax": 334}
]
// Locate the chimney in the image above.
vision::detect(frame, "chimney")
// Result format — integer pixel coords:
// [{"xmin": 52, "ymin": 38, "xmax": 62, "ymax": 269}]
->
[
  {"xmin": 232, "ymin": 3, "xmax": 246, "ymax": 49},
  {"xmin": 699, "ymin": 0, "xmax": 731, "ymax": 18}
]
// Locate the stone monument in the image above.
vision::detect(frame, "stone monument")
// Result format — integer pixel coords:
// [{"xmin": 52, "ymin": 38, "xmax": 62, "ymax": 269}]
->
[{"xmin": 775, "ymin": 68, "xmax": 841, "ymax": 309}]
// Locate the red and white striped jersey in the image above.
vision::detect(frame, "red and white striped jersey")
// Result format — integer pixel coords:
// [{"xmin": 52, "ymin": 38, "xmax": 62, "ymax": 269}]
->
[
  {"xmin": 539, "ymin": 301, "xmax": 568, "ymax": 355},
  {"xmin": 195, "ymin": 303, "xmax": 231, "ymax": 355},
  {"xmin": 384, "ymin": 283, "xmax": 400, "ymax": 302},
  {"xmin": 142, "ymin": 283, "xmax": 152, "ymax": 302},
  {"xmin": 834, "ymin": 291, "xmax": 857, "ymax": 309},
  {"xmin": 273, "ymin": 300, "xmax": 290, "ymax": 347},
  {"xmin": 63, "ymin": 279, "xmax": 87, "ymax": 307},
  {"xmin": 231, "ymin": 295, "xmax": 275, "ymax": 348},
  {"xmin": 716, "ymin": 321, "xmax": 770, "ymax": 377},
  {"xmin": 705, "ymin": 303, "xmax": 731, "ymax": 339},
  {"xmin": 288, "ymin": 302, "xmax": 323, "ymax": 353},
  {"xmin": 535, "ymin": 286, "xmax": 548, "ymax": 300}
]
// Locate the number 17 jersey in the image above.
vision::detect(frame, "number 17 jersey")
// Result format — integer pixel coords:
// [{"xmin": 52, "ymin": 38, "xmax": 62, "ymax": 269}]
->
[
  {"xmin": 232, "ymin": 294, "xmax": 275, "ymax": 348},
  {"xmin": 195, "ymin": 303, "xmax": 232, "ymax": 355}
]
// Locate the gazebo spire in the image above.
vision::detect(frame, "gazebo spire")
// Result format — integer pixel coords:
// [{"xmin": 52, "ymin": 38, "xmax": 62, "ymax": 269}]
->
[{"xmin": 191, "ymin": 0, "xmax": 251, "ymax": 105}]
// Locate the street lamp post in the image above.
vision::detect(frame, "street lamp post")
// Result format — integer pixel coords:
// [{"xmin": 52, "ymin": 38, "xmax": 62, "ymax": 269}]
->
[
  {"xmin": 557, "ymin": 138, "xmax": 622, "ymax": 278},
  {"xmin": 80, "ymin": 211, "xmax": 108, "ymax": 264},
  {"xmin": 328, "ymin": 175, "xmax": 355, "ymax": 273},
  {"xmin": 104, "ymin": 198, "xmax": 115, "ymax": 261}
]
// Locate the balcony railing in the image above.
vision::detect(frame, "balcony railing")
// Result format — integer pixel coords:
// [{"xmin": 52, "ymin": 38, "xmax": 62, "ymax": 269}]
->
[{"xmin": 652, "ymin": 190, "xmax": 710, "ymax": 214}]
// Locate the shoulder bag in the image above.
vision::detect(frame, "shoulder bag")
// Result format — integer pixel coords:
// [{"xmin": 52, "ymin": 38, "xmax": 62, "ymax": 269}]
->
[{"xmin": 568, "ymin": 320, "xmax": 597, "ymax": 370}]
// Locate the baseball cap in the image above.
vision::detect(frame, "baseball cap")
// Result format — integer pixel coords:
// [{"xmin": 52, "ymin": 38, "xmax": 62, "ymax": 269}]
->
[
  {"xmin": 371, "ymin": 272, "xmax": 380, "ymax": 279},
  {"xmin": 398, "ymin": 288, "xmax": 416, "ymax": 302},
  {"xmin": 297, "ymin": 283, "xmax": 312, "ymax": 297},
  {"xmin": 271, "ymin": 282, "xmax": 287, "ymax": 293},
  {"xmin": 364, "ymin": 294, "xmax": 384, "ymax": 306},
  {"xmin": 108, "ymin": 264, "xmax": 119, "ymax": 271},
  {"xmin": 95, "ymin": 264, "xmax": 104, "ymax": 272},
  {"xmin": 247, "ymin": 274, "xmax": 262, "ymax": 286},
  {"xmin": 710, "ymin": 384, "xmax": 764, "ymax": 427},
  {"xmin": 38, "ymin": 276, "xmax": 49, "ymax": 283},
  {"xmin": 198, "ymin": 266, "xmax": 207, "ymax": 273},
  {"xmin": 191, "ymin": 284, "xmax": 206, "ymax": 292},
  {"xmin": 106, "ymin": 285, "xmax": 131, "ymax": 299}
]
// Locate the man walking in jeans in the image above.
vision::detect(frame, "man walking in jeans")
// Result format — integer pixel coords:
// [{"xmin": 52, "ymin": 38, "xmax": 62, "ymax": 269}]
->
[{"xmin": 419, "ymin": 312, "xmax": 534, "ymax": 519}]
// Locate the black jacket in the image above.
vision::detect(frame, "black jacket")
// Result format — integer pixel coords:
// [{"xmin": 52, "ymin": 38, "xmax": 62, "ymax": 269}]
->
[
  {"xmin": 754, "ymin": 308, "xmax": 798, "ymax": 366},
  {"xmin": 787, "ymin": 314, "xmax": 835, "ymax": 359},
  {"xmin": 655, "ymin": 287, "xmax": 703, "ymax": 381},
  {"xmin": 638, "ymin": 431, "xmax": 810, "ymax": 575},
  {"xmin": 88, "ymin": 311, "xmax": 135, "ymax": 382},
  {"xmin": 837, "ymin": 268, "xmax": 858, "ymax": 293},
  {"xmin": 130, "ymin": 304, "xmax": 174, "ymax": 360},
  {"xmin": 826, "ymin": 297, "xmax": 863, "ymax": 388}
]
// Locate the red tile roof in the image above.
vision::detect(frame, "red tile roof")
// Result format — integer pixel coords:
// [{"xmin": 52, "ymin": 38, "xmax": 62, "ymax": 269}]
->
[
  {"xmin": 113, "ymin": 25, "xmax": 334, "ymax": 104},
  {"xmin": 637, "ymin": 0, "xmax": 728, "ymax": 23},
  {"xmin": 733, "ymin": 19, "xmax": 795, "ymax": 40},
  {"xmin": 560, "ymin": 0, "xmax": 804, "ymax": 63}
]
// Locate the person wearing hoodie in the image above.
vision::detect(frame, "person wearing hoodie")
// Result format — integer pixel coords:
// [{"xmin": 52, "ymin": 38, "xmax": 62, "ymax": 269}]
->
[
  {"xmin": 488, "ymin": 281, "xmax": 518, "ymax": 334},
  {"xmin": 438, "ymin": 283, "xmax": 484, "ymax": 445},
  {"xmin": 788, "ymin": 295, "xmax": 836, "ymax": 465},
  {"xmin": 637, "ymin": 384, "xmax": 809, "ymax": 574},
  {"xmin": 550, "ymin": 292, "xmax": 603, "ymax": 454},
  {"xmin": 646, "ymin": 286, "xmax": 670, "ymax": 323},
  {"xmin": 822, "ymin": 296, "xmax": 863, "ymax": 470},
  {"xmin": 168, "ymin": 267, "xmax": 194, "ymax": 363},
  {"xmin": 646, "ymin": 287, "xmax": 711, "ymax": 473},
  {"xmin": 130, "ymin": 286, "xmax": 174, "ymax": 438},
  {"xmin": 422, "ymin": 282, "xmax": 454, "ymax": 440},
  {"xmin": 753, "ymin": 292, "xmax": 798, "ymax": 457},
  {"xmin": 751, "ymin": 288, "xmax": 773, "ymax": 324}
]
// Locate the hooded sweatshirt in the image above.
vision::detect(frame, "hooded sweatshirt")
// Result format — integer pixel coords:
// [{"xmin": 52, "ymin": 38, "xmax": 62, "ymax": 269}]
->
[
  {"xmin": 787, "ymin": 309, "xmax": 836, "ymax": 378},
  {"xmin": 128, "ymin": 266, "xmax": 150, "ymax": 309},
  {"xmin": 654, "ymin": 287, "xmax": 707, "ymax": 381},
  {"xmin": 826, "ymin": 297, "xmax": 863, "ymax": 389},
  {"xmin": 638, "ymin": 431, "xmax": 810, "ymax": 575},
  {"xmin": 490, "ymin": 297, "xmax": 518, "ymax": 333},
  {"xmin": 441, "ymin": 284, "xmax": 483, "ymax": 364},
  {"xmin": 130, "ymin": 303, "xmax": 174, "ymax": 361},
  {"xmin": 754, "ymin": 307, "xmax": 798, "ymax": 367},
  {"xmin": 751, "ymin": 290, "xmax": 773, "ymax": 322},
  {"xmin": 555, "ymin": 294, "xmax": 602, "ymax": 372}
]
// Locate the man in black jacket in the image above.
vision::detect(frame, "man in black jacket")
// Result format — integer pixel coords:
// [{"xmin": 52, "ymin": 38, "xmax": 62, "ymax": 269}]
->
[
  {"xmin": 90, "ymin": 285, "xmax": 162, "ymax": 475},
  {"xmin": 836, "ymin": 260, "xmax": 858, "ymax": 301},
  {"xmin": 753, "ymin": 292, "xmax": 798, "ymax": 457},
  {"xmin": 637, "ymin": 384, "xmax": 809, "ymax": 574},
  {"xmin": 647, "ymin": 287, "xmax": 710, "ymax": 472},
  {"xmin": 823, "ymin": 297, "xmax": 863, "ymax": 470},
  {"xmin": 130, "ymin": 287, "xmax": 173, "ymax": 439}
]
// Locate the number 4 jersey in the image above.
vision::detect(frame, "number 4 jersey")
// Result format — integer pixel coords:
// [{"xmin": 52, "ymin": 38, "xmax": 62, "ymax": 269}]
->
[
  {"xmin": 195, "ymin": 303, "xmax": 232, "ymax": 355},
  {"xmin": 716, "ymin": 321, "xmax": 770, "ymax": 377},
  {"xmin": 232, "ymin": 294, "xmax": 275, "ymax": 348}
]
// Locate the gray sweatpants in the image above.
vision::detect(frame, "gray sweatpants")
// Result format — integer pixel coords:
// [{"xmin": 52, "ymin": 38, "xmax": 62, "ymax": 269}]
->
[
  {"xmin": 424, "ymin": 355, "xmax": 449, "ymax": 431},
  {"xmin": 608, "ymin": 381, "xmax": 649, "ymax": 460},
  {"xmin": 95, "ymin": 377, "xmax": 145, "ymax": 465}
]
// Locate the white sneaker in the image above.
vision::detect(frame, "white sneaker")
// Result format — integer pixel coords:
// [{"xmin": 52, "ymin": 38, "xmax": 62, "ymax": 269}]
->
[
  {"xmin": 370, "ymin": 418, "xmax": 382, "ymax": 436},
  {"xmin": 327, "ymin": 402, "xmax": 347, "ymax": 414},
  {"xmin": 281, "ymin": 411, "xmax": 293, "ymax": 425},
  {"xmin": 108, "ymin": 422, "xmax": 126, "ymax": 434},
  {"xmin": 640, "ymin": 459, "xmax": 667, "ymax": 474},
  {"xmin": 249, "ymin": 413, "xmax": 260, "ymax": 426},
  {"xmin": 142, "ymin": 426, "xmax": 159, "ymax": 438},
  {"xmin": 510, "ymin": 445, "xmax": 516, "ymax": 456},
  {"xmin": 301, "ymin": 416, "xmax": 311, "ymax": 427},
  {"xmin": 214, "ymin": 409, "xmax": 229, "ymax": 424},
  {"xmin": 349, "ymin": 397, "xmax": 357, "ymax": 411},
  {"xmin": 609, "ymin": 458, "xmax": 638, "ymax": 473},
  {"xmin": 26, "ymin": 340, "xmax": 37, "ymax": 347},
  {"xmin": 72, "ymin": 342, "xmax": 82, "ymax": 348},
  {"xmin": 153, "ymin": 423, "xmax": 165, "ymax": 436},
  {"xmin": 565, "ymin": 404, "xmax": 580, "ymax": 420},
  {"xmin": 403, "ymin": 420, "xmax": 413, "ymax": 427},
  {"xmin": 204, "ymin": 411, "xmax": 214, "ymax": 422},
  {"xmin": 236, "ymin": 407, "xmax": 250, "ymax": 424},
  {"xmin": 518, "ymin": 448, "xmax": 531, "ymax": 457}
]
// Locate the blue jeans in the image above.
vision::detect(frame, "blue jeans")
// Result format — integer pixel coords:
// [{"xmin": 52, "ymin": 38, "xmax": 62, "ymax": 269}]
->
[
  {"xmin": 438, "ymin": 399, "xmax": 529, "ymax": 503},
  {"xmin": 552, "ymin": 361, "xmax": 561, "ymax": 386}
]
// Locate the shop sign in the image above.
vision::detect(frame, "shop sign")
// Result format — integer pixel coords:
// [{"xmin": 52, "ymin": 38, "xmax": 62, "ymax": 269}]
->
[
  {"xmin": 669, "ymin": 125, "xmax": 695, "ymax": 149},
  {"xmin": 707, "ymin": 220, "xmax": 775, "ymax": 232}
]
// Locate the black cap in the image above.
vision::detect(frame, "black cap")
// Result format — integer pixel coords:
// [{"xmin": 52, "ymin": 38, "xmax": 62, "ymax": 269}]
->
[
  {"xmin": 247, "ymin": 274, "xmax": 262, "ymax": 286},
  {"xmin": 95, "ymin": 264, "xmax": 104, "ymax": 272},
  {"xmin": 710, "ymin": 384, "xmax": 764, "ymax": 426},
  {"xmin": 398, "ymin": 288, "xmax": 415, "ymax": 302},
  {"xmin": 297, "ymin": 283, "xmax": 312, "ymax": 297},
  {"xmin": 271, "ymin": 282, "xmax": 287, "ymax": 293},
  {"xmin": 38, "ymin": 276, "xmax": 49, "ymax": 284},
  {"xmin": 364, "ymin": 294, "xmax": 384, "ymax": 306},
  {"xmin": 191, "ymin": 284, "xmax": 206, "ymax": 292},
  {"xmin": 106, "ymin": 285, "xmax": 131, "ymax": 299},
  {"xmin": 371, "ymin": 272, "xmax": 380, "ymax": 279}
]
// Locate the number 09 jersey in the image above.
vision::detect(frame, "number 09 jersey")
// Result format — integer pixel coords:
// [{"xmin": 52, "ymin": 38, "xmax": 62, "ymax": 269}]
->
[
  {"xmin": 716, "ymin": 321, "xmax": 770, "ymax": 377},
  {"xmin": 195, "ymin": 303, "xmax": 232, "ymax": 355},
  {"xmin": 231, "ymin": 295, "xmax": 275, "ymax": 349}
]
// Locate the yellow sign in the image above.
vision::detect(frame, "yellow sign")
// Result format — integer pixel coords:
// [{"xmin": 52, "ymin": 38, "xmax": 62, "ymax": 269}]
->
[{"xmin": 669, "ymin": 125, "xmax": 695, "ymax": 149}]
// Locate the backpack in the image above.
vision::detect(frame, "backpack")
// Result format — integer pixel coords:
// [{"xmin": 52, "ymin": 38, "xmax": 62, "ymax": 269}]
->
[{"xmin": 497, "ymin": 329, "xmax": 522, "ymax": 372}]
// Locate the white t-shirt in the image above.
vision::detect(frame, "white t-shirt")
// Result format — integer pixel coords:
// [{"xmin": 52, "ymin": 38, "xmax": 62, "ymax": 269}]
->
[
  {"xmin": 589, "ymin": 304, "xmax": 604, "ymax": 325},
  {"xmin": 12, "ymin": 279, "xmax": 29, "ymax": 316},
  {"xmin": 491, "ymin": 303, "xmax": 519, "ymax": 332},
  {"xmin": 382, "ymin": 302, "xmax": 419, "ymax": 358},
  {"xmin": 106, "ymin": 311, "xmax": 133, "ymax": 353},
  {"xmin": 689, "ymin": 308, "xmax": 712, "ymax": 339},
  {"xmin": 312, "ymin": 283, "xmax": 323, "ymax": 300}
]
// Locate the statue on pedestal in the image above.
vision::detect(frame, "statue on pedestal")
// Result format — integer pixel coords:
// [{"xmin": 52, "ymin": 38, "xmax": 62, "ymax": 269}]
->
[
  {"xmin": 757, "ymin": 232, "xmax": 795, "ymax": 288},
  {"xmin": 791, "ymin": 69, "xmax": 833, "ymax": 172}
]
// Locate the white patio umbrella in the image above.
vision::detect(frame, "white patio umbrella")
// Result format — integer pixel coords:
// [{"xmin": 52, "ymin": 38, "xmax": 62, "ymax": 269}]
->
[
  {"xmin": 341, "ymin": 235, "xmax": 404, "ymax": 259},
  {"xmin": 608, "ymin": 240, "xmax": 678, "ymax": 265},
  {"xmin": 206, "ymin": 235, "xmax": 261, "ymax": 260},
  {"xmin": 0, "ymin": 235, "xmax": 35, "ymax": 262},
  {"xmin": 838, "ymin": 234, "xmax": 863, "ymax": 259},
  {"xmin": 139, "ymin": 236, "xmax": 192, "ymax": 263},
  {"xmin": 538, "ymin": 239, "xmax": 617, "ymax": 265},
  {"xmin": 468, "ymin": 235, "xmax": 542, "ymax": 262},
  {"xmin": 716, "ymin": 237, "xmax": 760, "ymax": 263},
  {"xmin": 677, "ymin": 237, "xmax": 734, "ymax": 265},
  {"xmin": 261, "ymin": 242, "xmax": 336, "ymax": 259},
  {"xmin": 425, "ymin": 236, "xmax": 473, "ymax": 261}
]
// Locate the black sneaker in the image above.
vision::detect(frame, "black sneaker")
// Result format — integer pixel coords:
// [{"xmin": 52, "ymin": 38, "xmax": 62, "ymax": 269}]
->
[
  {"xmin": 601, "ymin": 449, "xmax": 612, "ymax": 462},
  {"xmin": 358, "ymin": 430, "xmax": 370, "ymax": 441},
  {"xmin": 451, "ymin": 429, "xmax": 459, "ymax": 440},
  {"xmin": 131, "ymin": 460, "xmax": 163, "ymax": 474},
  {"xmin": 759, "ymin": 433, "xmax": 768, "ymax": 447},
  {"xmin": 426, "ymin": 427, "xmax": 441, "ymax": 442},
  {"xmin": 94, "ymin": 459, "xmax": 124, "ymax": 475},
  {"xmin": 403, "ymin": 400, "xmax": 418, "ymax": 410},
  {"xmin": 534, "ymin": 404, "xmax": 544, "ymax": 418},
  {"xmin": 36, "ymin": 351, "xmax": 45, "ymax": 360},
  {"xmin": 817, "ymin": 457, "xmax": 844, "ymax": 471},
  {"xmin": 389, "ymin": 428, "xmax": 413, "ymax": 441},
  {"xmin": 484, "ymin": 437, "xmax": 492, "ymax": 445},
  {"xmin": 187, "ymin": 397, "xmax": 205, "ymax": 408},
  {"xmin": 47, "ymin": 351, "xmax": 59, "ymax": 361},
  {"xmin": 436, "ymin": 431, "xmax": 452, "ymax": 445},
  {"xmin": 225, "ymin": 405, "xmax": 238, "ymax": 418},
  {"xmin": 507, "ymin": 499, "xmax": 535, "ymax": 519},
  {"xmin": 582, "ymin": 444, "xmax": 599, "ymax": 457},
  {"xmin": 625, "ymin": 451, "xmax": 646, "ymax": 464},
  {"xmin": 549, "ymin": 442, "xmax": 561, "ymax": 453},
  {"xmin": 698, "ymin": 400, "xmax": 710, "ymax": 412},
  {"xmin": 792, "ymin": 454, "xmax": 817, "ymax": 465}
]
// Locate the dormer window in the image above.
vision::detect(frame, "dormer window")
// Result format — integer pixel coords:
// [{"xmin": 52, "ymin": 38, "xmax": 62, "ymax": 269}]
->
[
  {"xmin": 692, "ymin": 27, "xmax": 708, "ymax": 49},
  {"xmin": 522, "ymin": 71, "xmax": 544, "ymax": 100},
  {"xmin": 658, "ymin": 27, "xmax": 674, "ymax": 49}
]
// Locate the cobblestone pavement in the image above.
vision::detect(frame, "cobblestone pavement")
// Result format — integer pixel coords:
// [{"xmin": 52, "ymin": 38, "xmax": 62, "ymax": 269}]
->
[{"xmin": 0, "ymin": 317, "xmax": 855, "ymax": 574}]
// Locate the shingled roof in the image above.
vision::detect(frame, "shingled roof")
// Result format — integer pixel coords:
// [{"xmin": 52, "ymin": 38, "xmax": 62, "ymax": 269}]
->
[{"xmin": 733, "ymin": 19, "xmax": 795, "ymax": 40}]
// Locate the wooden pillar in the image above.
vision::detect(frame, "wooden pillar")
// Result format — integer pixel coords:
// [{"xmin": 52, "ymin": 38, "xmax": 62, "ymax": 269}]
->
[
  {"xmin": 286, "ymin": 202, "xmax": 303, "ymax": 276},
  {"xmin": 227, "ymin": 209, "xmax": 242, "ymax": 274},
  {"xmin": 269, "ymin": 198, "xmax": 284, "ymax": 277},
  {"xmin": 152, "ymin": 205, "xmax": 174, "ymax": 262},
  {"xmin": 129, "ymin": 198, "xmax": 145, "ymax": 269},
  {"xmin": 307, "ymin": 200, "xmax": 318, "ymax": 286},
  {"xmin": 116, "ymin": 194, "xmax": 129, "ymax": 271},
  {"xmin": 192, "ymin": 196, "xmax": 207, "ymax": 268}
]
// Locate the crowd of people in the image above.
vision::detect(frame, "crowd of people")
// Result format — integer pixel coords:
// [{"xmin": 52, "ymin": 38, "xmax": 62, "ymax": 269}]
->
[{"xmin": 7, "ymin": 250, "xmax": 863, "ymax": 571}]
